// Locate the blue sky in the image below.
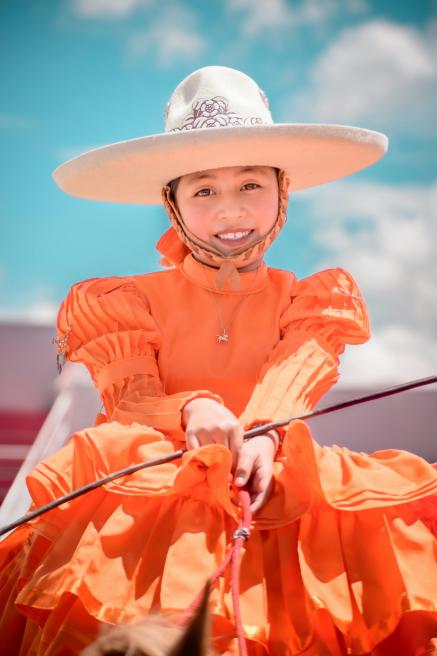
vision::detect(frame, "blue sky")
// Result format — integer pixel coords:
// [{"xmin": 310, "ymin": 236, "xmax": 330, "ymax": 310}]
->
[{"xmin": 1, "ymin": 0, "xmax": 436, "ymax": 384}]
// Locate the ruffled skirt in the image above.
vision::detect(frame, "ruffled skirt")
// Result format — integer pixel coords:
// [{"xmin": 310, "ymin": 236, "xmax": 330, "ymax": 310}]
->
[{"xmin": 0, "ymin": 420, "xmax": 436, "ymax": 655}]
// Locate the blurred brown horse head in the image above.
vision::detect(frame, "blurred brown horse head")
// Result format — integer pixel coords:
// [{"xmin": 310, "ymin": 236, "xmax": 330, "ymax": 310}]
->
[{"xmin": 81, "ymin": 583, "xmax": 216, "ymax": 656}]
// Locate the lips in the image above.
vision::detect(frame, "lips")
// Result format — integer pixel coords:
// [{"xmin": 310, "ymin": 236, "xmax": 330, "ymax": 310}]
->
[{"xmin": 214, "ymin": 229, "xmax": 254, "ymax": 247}]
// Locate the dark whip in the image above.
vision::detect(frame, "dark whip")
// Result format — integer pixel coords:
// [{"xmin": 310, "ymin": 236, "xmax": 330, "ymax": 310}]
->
[{"xmin": 0, "ymin": 375, "xmax": 435, "ymax": 538}]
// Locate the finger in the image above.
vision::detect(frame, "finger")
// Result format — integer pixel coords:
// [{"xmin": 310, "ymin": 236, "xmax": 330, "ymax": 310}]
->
[
  {"xmin": 250, "ymin": 490, "xmax": 265, "ymax": 514},
  {"xmin": 250, "ymin": 476, "xmax": 273, "ymax": 513},
  {"xmin": 185, "ymin": 431, "xmax": 201, "ymax": 450},
  {"xmin": 234, "ymin": 449, "xmax": 256, "ymax": 487},
  {"xmin": 198, "ymin": 426, "xmax": 228, "ymax": 447},
  {"xmin": 249, "ymin": 466, "xmax": 273, "ymax": 513},
  {"xmin": 199, "ymin": 429, "xmax": 219, "ymax": 446},
  {"xmin": 228, "ymin": 425, "xmax": 244, "ymax": 468},
  {"xmin": 192, "ymin": 428, "xmax": 220, "ymax": 447},
  {"xmin": 212, "ymin": 426, "xmax": 230, "ymax": 447},
  {"xmin": 211, "ymin": 422, "xmax": 241, "ymax": 446}
]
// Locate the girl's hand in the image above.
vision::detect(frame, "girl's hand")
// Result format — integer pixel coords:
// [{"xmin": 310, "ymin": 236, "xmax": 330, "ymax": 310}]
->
[
  {"xmin": 234, "ymin": 432, "xmax": 278, "ymax": 513},
  {"xmin": 182, "ymin": 398, "xmax": 244, "ymax": 465}
]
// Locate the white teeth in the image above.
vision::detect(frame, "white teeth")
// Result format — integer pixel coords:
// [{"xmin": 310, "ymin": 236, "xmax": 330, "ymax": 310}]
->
[{"xmin": 217, "ymin": 230, "xmax": 251, "ymax": 240}]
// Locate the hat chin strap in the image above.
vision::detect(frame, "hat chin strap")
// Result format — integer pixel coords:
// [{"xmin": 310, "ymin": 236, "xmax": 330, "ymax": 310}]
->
[{"xmin": 158, "ymin": 169, "xmax": 289, "ymax": 290}]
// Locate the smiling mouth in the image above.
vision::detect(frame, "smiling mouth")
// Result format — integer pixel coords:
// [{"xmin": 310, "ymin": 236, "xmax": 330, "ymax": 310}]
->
[{"xmin": 215, "ymin": 229, "xmax": 253, "ymax": 243}]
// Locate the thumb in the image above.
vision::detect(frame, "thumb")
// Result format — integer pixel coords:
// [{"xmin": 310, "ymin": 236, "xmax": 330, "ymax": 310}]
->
[{"xmin": 185, "ymin": 430, "xmax": 200, "ymax": 451}]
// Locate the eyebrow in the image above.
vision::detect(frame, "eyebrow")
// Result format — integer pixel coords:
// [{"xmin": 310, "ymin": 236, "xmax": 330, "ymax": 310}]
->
[{"xmin": 187, "ymin": 166, "xmax": 268, "ymax": 183}]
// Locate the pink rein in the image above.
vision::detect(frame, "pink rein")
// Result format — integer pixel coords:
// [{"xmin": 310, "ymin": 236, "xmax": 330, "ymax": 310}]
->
[{"xmin": 176, "ymin": 488, "xmax": 252, "ymax": 656}]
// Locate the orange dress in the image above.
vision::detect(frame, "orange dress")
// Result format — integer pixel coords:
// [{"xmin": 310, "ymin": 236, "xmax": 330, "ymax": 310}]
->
[{"xmin": 0, "ymin": 254, "xmax": 436, "ymax": 656}]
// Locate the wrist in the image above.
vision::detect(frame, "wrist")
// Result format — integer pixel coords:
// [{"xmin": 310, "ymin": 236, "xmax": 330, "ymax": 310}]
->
[
  {"xmin": 182, "ymin": 397, "xmax": 221, "ymax": 427},
  {"xmin": 244, "ymin": 429, "xmax": 281, "ymax": 455},
  {"xmin": 260, "ymin": 429, "xmax": 280, "ymax": 455},
  {"xmin": 247, "ymin": 432, "xmax": 278, "ymax": 455}
]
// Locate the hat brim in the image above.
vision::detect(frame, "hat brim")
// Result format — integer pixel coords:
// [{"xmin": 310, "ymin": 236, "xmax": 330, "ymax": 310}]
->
[{"xmin": 52, "ymin": 124, "xmax": 388, "ymax": 204}]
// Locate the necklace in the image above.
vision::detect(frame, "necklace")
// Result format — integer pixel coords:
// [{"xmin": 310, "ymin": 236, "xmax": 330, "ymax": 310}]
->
[{"xmin": 200, "ymin": 265, "xmax": 260, "ymax": 344}]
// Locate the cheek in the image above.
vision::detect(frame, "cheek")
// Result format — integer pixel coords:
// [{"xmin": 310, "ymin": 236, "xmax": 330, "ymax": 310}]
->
[
  {"xmin": 178, "ymin": 202, "xmax": 210, "ymax": 239},
  {"xmin": 257, "ymin": 195, "xmax": 279, "ymax": 232}
]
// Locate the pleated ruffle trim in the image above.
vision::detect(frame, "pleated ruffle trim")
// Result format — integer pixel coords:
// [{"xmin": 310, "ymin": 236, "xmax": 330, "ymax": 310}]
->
[{"xmin": 0, "ymin": 420, "xmax": 436, "ymax": 655}]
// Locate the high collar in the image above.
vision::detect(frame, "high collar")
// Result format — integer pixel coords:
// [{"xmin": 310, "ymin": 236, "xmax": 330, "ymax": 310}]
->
[{"xmin": 180, "ymin": 253, "xmax": 268, "ymax": 295}]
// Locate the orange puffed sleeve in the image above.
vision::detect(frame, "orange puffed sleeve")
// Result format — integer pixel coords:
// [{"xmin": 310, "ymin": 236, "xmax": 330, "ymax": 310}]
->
[
  {"xmin": 240, "ymin": 268, "xmax": 369, "ymax": 430},
  {"xmin": 56, "ymin": 277, "xmax": 222, "ymax": 436}
]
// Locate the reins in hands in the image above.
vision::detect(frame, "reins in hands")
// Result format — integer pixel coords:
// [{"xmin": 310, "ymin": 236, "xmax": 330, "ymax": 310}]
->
[{"xmin": 0, "ymin": 375, "xmax": 435, "ymax": 538}]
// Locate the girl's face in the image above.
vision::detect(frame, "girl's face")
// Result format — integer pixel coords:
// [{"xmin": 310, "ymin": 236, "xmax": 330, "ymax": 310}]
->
[{"xmin": 174, "ymin": 165, "xmax": 280, "ymax": 270}]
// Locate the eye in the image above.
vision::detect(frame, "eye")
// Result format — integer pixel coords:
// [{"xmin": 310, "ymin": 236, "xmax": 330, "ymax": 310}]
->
[
  {"xmin": 194, "ymin": 187, "xmax": 214, "ymax": 197},
  {"xmin": 242, "ymin": 182, "xmax": 260, "ymax": 191}
]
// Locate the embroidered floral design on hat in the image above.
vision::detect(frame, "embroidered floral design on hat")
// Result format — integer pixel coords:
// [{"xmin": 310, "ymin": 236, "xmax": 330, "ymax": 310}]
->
[{"xmin": 171, "ymin": 96, "xmax": 267, "ymax": 132}]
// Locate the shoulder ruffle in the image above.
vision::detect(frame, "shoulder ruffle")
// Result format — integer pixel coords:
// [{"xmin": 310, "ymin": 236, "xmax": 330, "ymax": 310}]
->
[
  {"xmin": 56, "ymin": 277, "xmax": 161, "ymax": 393},
  {"xmin": 283, "ymin": 268, "xmax": 370, "ymax": 357}
]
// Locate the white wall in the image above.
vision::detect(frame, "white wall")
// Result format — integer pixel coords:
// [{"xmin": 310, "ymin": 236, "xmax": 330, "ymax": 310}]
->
[
  {"xmin": 311, "ymin": 385, "xmax": 436, "ymax": 462},
  {"xmin": 0, "ymin": 323, "xmax": 58, "ymax": 411}
]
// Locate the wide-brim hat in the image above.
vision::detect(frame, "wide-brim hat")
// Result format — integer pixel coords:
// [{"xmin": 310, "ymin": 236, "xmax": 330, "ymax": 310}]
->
[{"xmin": 52, "ymin": 66, "xmax": 388, "ymax": 205}]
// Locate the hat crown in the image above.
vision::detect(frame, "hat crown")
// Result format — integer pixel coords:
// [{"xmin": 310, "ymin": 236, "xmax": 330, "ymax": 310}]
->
[{"xmin": 164, "ymin": 66, "xmax": 273, "ymax": 133}]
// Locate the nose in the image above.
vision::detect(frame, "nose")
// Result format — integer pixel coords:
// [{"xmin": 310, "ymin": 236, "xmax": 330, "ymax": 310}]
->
[{"xmin": 216, "ymin": 193, "xmax": 246, "ymax": 223}]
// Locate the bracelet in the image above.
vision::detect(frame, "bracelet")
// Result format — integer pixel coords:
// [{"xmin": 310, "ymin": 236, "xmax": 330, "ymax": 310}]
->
[
  {"xmin": 265, "ymin": 429, "xmax": 281, "ymax": 453},
  {"xmin": 245, "ymin": 425, "xmax": 281, "ymax": 454}
]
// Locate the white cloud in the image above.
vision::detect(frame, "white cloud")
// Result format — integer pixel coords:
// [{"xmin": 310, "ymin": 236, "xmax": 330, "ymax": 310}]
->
[
  {"xmin": 71, "ymin": 0, "xmax": 153, "ymax": 20},
  {"xmin": 226, "ymin": 0, "xmax": 293, "ymax": 36},
  {"xmin": 128, "ymin": 4, "xmax": 206, "ymax": 65},
  {"xmin": 299, "ymin": 179, "xmax": 437, "ymax": 384},
  {"xmin": 0, "ymin": 300, "xmax": 57, "ymax": 325},
  {"xmin": 26, "ymin": 300, "xmax": 58, "ymax": 324},
  {"xmin": 339, "ymin": 325, "xmax": 437, "ymax": 387},
  {"xmin": 296, "ymin": 0, "xmax": 368, "ymax": 25},
  {"xmin": 225, "ymin": 0, "xmax": 368, "ymax": 37},
  {"xmin": 288, "ymin": 19, "xmax": 437, "ymax": 133}
]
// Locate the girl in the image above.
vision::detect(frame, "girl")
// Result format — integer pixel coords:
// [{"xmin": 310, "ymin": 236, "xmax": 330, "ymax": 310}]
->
[{"xmin": 0, "ymin": 66, "xmax": 436, "ymax": 656}]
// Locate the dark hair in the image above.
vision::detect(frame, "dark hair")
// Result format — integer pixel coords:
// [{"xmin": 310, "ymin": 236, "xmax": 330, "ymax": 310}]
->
[{"xmin": 169, "ymin": 177, "xmax": 180, "ymax": 200}]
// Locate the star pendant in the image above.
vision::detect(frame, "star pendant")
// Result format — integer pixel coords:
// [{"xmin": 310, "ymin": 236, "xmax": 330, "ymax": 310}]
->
[{"xmin": 216, "ymin": 329, "xmax": 230, "ymax": 344}]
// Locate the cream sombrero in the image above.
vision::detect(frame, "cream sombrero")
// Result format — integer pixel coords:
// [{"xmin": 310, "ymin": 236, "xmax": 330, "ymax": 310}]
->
[{"xmin": 52, "ymin": 65, "xmax": 388, "ymax": 204}]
